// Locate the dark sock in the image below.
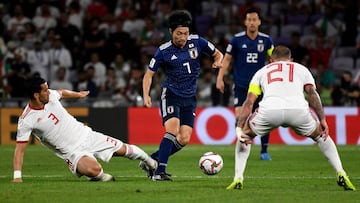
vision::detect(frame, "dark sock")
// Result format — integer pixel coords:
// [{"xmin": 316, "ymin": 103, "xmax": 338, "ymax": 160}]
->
[
  {"xmin": 170, "ymin": 137, "xmax": 184, "ymax": 155},
  {"xmin": 151, "ymin": 151, "xmax": 159, "ymax": 160},
  {"xmin": 155, "ymin": 132, "xmax": 177, "ymax": 174},
  {"xmin": 151, "ymin": 133, "xmax": 183, "ymax": 160},
  {"xmin": 260, "ymin": 134, "xmax": 270, "ymax": 153}
]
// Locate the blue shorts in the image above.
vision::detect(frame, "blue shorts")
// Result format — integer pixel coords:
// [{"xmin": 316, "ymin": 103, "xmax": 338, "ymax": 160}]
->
[
  {"xmin": 160, "ymin": 88, "xmax": 196, "ymax": 127},
  {"xmin": 233, "ymin": 85, "xmax": 262, "ymax": 110},
  {"xmin": 233, "ymin": 86, "xmax": 248, "ymax": 107}
]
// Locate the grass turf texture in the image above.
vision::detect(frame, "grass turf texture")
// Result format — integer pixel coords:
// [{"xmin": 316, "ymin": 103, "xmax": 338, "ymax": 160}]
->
[{"xmin": 0, "ymin": 145, "xmax": 358, "ymax": 203}]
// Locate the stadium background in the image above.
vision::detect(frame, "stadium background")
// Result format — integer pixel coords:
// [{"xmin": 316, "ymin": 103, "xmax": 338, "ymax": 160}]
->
[{"xmin": 0, "ymin": 1, "xmax": 359, "ymax": 145}]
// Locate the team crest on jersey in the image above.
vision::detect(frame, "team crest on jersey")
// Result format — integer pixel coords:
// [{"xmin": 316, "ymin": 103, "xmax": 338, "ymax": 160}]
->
[
  {"xmin": 189, "ymin": 48, "xmax": 198, "ymax": 59},
  {"xmin": 257, "ymin": 43, "xmax": 264, "ymax": 52}
]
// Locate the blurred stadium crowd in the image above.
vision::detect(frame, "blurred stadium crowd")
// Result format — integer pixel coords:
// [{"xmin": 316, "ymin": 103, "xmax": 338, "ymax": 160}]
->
[{"xmin": 0, "ymin": 0, "xmax": 359, "ymax": 107}]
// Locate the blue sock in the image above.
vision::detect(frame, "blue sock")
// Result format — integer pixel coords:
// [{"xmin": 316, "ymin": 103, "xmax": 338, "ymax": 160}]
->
[
  {"xmin": 150, "ymin": 151, "xmax": 159, "ymax": 160},
  {"xmin": 155, "ymin": 132, "xmax": 177, "ymax": 174},
  {"xmin": 151, "ymin": 134, "xmax": 183, "ymax": 160},
  {"xmin": 170, "ymin": 138, "xmax": 183, "ymax": 155},
  {"xmin": 260, "ymin": 134, "xmax": 270, "ymax": 154}
]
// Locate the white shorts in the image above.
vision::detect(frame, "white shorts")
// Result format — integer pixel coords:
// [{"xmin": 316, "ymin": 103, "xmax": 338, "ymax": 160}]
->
[
  {"xmin": 63, "ymin": 131, "xmax": 123, "ymax": 176},
  {"xmin": 249, "ymin": 108, "xmax": 319, "ymax": 137}
]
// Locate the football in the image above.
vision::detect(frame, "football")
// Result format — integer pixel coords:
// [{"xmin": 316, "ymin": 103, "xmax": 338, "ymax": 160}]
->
[{"xmin": 199, "ymin": 152, "xmax": 223, "ymax": 175}]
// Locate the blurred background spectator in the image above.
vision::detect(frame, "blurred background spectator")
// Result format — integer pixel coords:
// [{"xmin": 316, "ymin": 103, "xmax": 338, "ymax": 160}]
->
[
  {"xmin": 50, "ymin": 67, "xmax": 73, "ymax": 90},
  {"xmin": 27, "ymin": 40, "xmax": 50, "ymax": 80},
  {"xmin": 332, "ymin": 70, "xmax": 360, "ymax": 106},
  {"xmin": 0, "ymin": 0, "xmax": 359, "ymax": 108},
  {"xmin": 48, "ymin": 35, "xmax": 73, "ymax": 82}
]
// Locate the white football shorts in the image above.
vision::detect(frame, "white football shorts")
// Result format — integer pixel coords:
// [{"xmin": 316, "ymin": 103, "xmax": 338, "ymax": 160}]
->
[
  {"xmin": 63, "ymin": 131, "xmax": 123, "ymax": 176},
  {"xmin": 249, "ymin": 108, "xmax": 319, "ymax": 137}
]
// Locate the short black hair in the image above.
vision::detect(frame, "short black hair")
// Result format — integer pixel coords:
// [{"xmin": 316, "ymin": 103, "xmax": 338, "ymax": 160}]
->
[
  {"xmin": 244, "ymin": 7, "xmax": 261, "ymax": 19},
  {"xmin": 25, "ymin": 75, "xmax": 46, "ymax": 99},
  {"xmin": 168, "ymin": 10, "xmax": 192, "ymax": 31}
]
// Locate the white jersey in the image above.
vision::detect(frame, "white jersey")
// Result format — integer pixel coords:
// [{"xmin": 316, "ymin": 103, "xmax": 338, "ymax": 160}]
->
[
  {"xmin": 17, "ymin": 90, "xmax": 91, "ymax": 156},
  {"xmin": 250, "ymin": 61, "xmax": 315, "ymax": 110}
]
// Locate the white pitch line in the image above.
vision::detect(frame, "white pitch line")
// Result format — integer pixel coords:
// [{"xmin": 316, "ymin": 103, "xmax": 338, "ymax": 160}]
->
[{"xmin": 0, "ymin": 175, "xmax": 359, "ymax": 179}]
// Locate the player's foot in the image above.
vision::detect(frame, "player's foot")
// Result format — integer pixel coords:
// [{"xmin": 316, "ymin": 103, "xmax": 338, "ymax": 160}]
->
[
  {"xmin": 260, "ymin": 153, "xmax": 272, "ymax": 161},
  {"xmin": 226, "ymin": 179, "xmax": 243, "ymax": 190},
  {"xmin": 152, "ymin": 172, "xmax": 172, "ymax": 181},
  {"xmin": 139, "ymin": 160, "xmax": 157, "ymax": 178},
  {"xmin": 89, "ymin": 173, "xmax": 115, "ymax": 182},
  {"xmin": 337, "ymin": 173, "xmax": 356, "ymax": 191}
]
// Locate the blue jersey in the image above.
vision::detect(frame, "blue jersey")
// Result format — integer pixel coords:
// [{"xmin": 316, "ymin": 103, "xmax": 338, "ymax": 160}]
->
[
  {"xmin": 148, "ymin": 34, "xmax": 216, "ymax": 97},
  {"xmin": 226, "ymin": 31, "xmax": 274, "ymax": 88}
]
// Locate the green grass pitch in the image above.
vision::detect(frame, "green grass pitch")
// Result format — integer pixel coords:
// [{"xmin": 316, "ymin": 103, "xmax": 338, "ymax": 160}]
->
[{"xmin": 0, "ymin": 144, "xmax": 359, "ymax": 203}]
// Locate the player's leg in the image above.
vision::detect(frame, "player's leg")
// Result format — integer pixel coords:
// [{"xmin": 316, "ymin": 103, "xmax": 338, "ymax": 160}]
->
[
  {"xmin": 151, "ymin": 94, "xmax": 180, "ymax": 181},
  {"xmin": 260, "ymin": 134, "xmax": 271, "ymax": 160},
  {"xmin": 149, "ymin": 135, "xmax": 183, "ymax": 161},
  {"xmin": 228, "ymin": 87, "xmax": 248, "ymax": 189},
  {"xmin": 114, "ymin": 143, "xmax": 158, "ymax": 170},
  {"xmin": 139, "ymin": 89, "xmax": 180, "ymax": 180},
  {"xmin": 293, "ymin": 109, "xmax": 356, "ymax": 190},
  {"xmin": 67, "ymin": 136, "xmax": 116, "ymax": 182},
  {"xmin": 310, "ymin": 129, "xmax": 356, "ymax": 190},
  {"xmin": 227, "ymin": 141, "xmax": 251, "ymax": 190},
  {"xmin": 151, "ymin": 91, "xmax": 195, "ymax": 181},
  {"xmin": 151, "ymin": 118, "xmax": 179, "ymax": 181},
  {"xmin": 254, "ymin": 94, "xmax": 271, "ymax": 160},
  {"xmin": 153, "ymin": 121, "xmax": 193, "ymax": 181},
  {"xmin": 173, "ymin": 98, "xmax": 196, "ymax": 156},
  {"xmin": 88, "ymin": 131, "xmax": 157, "ymax": 180},
  {"xmin": 77, "ymin": 156, "xmax": 115, "ymax": 181},
  {"xmin": 227, "ymin": 108, "xmax": 267, "ymax": 189}
]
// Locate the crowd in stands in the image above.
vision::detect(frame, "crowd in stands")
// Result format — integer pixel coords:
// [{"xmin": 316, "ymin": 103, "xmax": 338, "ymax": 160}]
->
[{"xmin": 0, "ymin": 0, "xmax": 359, "ymax": 107}]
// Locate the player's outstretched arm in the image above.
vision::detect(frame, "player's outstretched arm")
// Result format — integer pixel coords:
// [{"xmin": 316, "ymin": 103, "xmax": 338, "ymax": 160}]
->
[
  {"xmin": 13, "ymin": 142, "xmax": 28, "ymax": 183},
  {"xmin": 59, "ymin": 89, "xmax": 90, "ymax": 99}
]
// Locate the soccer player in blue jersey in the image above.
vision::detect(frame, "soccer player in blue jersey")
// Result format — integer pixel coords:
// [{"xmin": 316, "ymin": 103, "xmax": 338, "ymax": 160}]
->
[
  {"xmin": 216, "ymin": 7, "xmax": 274, "ymax": 188},
  {"xmin": 140, "ymin": 10, "xmax": 223, "ymax": 181}
]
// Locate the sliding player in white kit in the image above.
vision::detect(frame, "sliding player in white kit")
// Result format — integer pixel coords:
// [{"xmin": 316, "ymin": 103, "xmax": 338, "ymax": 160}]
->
[
  {"xmin": 227, "ymin": 45, "xmax": 356, "ymax": 191},
  {"xmin": 13, "ymin": 76, "xmax": 157, "ymax": 182}
]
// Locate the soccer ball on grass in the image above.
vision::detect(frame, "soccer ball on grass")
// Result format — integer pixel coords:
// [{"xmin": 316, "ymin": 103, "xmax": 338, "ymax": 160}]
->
[{"xmin": 199, "ymin": 152, "xmax": 223, "ymax": 175}]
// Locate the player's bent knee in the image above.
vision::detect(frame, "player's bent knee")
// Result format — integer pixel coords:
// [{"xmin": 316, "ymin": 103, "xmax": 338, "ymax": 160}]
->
[
  {"xmin": 77, "ymin": 156, "xmax": 103, "ymax": 176},
  {"xmin": 177, "ymin": 134, "xmax": 191, "ymax": 145},
  {"xmin": 308, "ymin": 125, "xmax": 322, "ymax": 140},
  {"xmin": 177, "ymin": 138, "xmax": 190, "ymax": 146},
  {"xmin": 114, "ymin": 144, "xmax": 127, "ymax": 156}
]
